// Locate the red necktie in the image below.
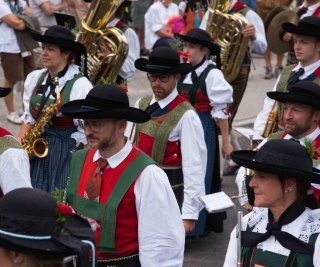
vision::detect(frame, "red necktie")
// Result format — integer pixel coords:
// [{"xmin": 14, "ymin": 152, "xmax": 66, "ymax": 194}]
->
[{"xmin": 85, "ymin": 158, "xmax": 108, "ymax": 200}]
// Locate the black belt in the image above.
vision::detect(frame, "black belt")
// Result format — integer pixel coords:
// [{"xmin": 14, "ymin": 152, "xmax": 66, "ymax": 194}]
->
[
  {"xmin": 91, "ymin": 254, "xmax": 141, "ymax": 267},
  {"xmin": 162, "ymin": 168, "xmax": 183, "ymax": 186}
]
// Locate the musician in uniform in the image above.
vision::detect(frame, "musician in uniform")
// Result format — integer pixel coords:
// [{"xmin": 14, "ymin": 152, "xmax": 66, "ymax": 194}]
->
[
  {"xmin": 0, "ymin": 88, "xmax": 31, "ymax": 196},
  {"xmin": 174, "ymin": 28, "xmax": 233, "ymax": 236},
  {"xmin": 17, "ymin": 25, "xmax": 93, "ymax": 193},
  {"xmin": 236, "ymin": 81, "xmax": 320, "ymax": 211},
  {"xmin": 200, "ymin": 0, "xmax": 267, "ymax": 176},
  {"xmin": 132, "ymin": 47, "xmax": 206, "ymax": 235},
  {"xmin": 225, "ymin": 139, "xmax": 320, "ymax": 266},
  {"xmin": 61, "ymin": 85, "xmax": 185, "ymax": 266},
  {"xmin": 284, "ymin": 0, "xmax": 320, "ymax": 65},
  {"xmin": 97, "ymin": 0, "xmax": 140, "ymax": 85},
  {"xmin": 254, "ymin": 16, "xmax": 320, "ymax": 136}
]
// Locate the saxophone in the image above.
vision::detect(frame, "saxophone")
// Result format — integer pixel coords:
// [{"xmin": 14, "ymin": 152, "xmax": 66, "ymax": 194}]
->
[
  {"xmin": 206, "ymin": 0, "xmax": 249, "ymax": 83},
  {"xmin": 261, "ymin": 101, "xmax": 279, "ymax": 138},
  {"xmin": 22, "ymin": 74, "xmax": 61, "ymax": 159},
  {"xmin": 77, "ymin": 0, "xmax": 128, "ymax": 85}
]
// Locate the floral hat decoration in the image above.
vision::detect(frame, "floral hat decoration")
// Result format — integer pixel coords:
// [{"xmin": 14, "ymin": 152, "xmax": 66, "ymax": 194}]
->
[{"xmin": 0, "ymin": 188, "xmax": 96, "ymax": 267}]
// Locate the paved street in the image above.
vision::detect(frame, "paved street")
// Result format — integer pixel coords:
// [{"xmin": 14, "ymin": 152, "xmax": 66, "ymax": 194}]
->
[{"xmin": 0, "ymin": 53, "xmax": 279, "ymax": 266}]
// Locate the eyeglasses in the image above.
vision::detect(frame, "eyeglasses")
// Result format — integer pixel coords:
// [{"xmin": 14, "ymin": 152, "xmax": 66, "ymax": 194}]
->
[
  {"xmin": 147, "ymin": 73, "xmax": 172, "ymax": 83},
  {"xmin": 78, "ymin": 119, "xmax": 113, "ymax": 132}
]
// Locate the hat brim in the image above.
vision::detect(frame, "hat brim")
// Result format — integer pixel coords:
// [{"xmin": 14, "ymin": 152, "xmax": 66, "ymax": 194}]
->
[
  {"xmin": 0, "ymin": 87, "xmax": 12, "ymax": 98},
  {"xmin": 0, "ymin": 215, "xmax": 92, "ymax": 257},
  {"xmin": 31, "ymin": 31, "xmax": 86, "ymax": 55},
  {"xmin": 267, "ymin": 91, "xmax": 320, "ymax": 109},
  {"xmin": 61, "ymin": 99, "xmax": 150, "ymax": 123},
  {"xmin": 174, "ymin": 33, "xmax": 221, "ymax": 55},
  {"xmin": 231, "ymin": 150, "xmax": 320, "ymax": 184},
  {"xmin": 135, "ymin": 58, "xmax": 192, "ymax": 74},
  {"xmin": 282, "ymin": 22, "xmax": 320, "ymax": 38}
]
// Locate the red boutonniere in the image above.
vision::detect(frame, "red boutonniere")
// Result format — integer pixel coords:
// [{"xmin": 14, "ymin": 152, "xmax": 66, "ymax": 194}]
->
[
  {"xmin": 304, "ymin": 138, "xmax": 320, "ymax": 160},
  {"xmin": 177, "ymin": 50, "xmax": 189, "ymax": 63},
  {"xmin": 53, "ymin": 188, "xmax": 74, "ymax": 223},
  {"xmin": 117, "ymin": 83, "xmax": 129, "ymax": 93}
]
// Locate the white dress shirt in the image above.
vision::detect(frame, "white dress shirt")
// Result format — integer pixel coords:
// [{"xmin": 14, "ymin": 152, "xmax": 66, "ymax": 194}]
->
[
  {"xmin": 300, "ymin": 2, "xmax": 320, "ymax": 19},
  {"xmin": 128, "ymin": 89, "xmax": 206, "ymax": 220},
  {"xmin": 254, "ymin": 60, "xmax": 320, "ymax": 135},
  {"xmin": 0, "ymin": 141, "xmax": 32, "ymax": 194},
  {"xmin": 106, "ymin": 18, "xmax": 139, "ymax": 79},
  {"xmin": 144, "ymin": 1, "xmax": 179, "ymax": 49},
  {"xmin": 181, "ymin": 59, "xmax": 233, "ymax": 119},
  {"xmin": 94, "ymin": 139, "xmax": 185, "ymax": 267}
]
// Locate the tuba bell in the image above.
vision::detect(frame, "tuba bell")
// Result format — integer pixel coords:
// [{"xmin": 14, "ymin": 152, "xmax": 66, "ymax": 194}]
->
[
  {"xmin": 77, "ymin": 0, "xmax": 128, "ymax": 85},
  {"xmin": 206, "ymin": 0, "xmax": 249, "ymax": 83}
]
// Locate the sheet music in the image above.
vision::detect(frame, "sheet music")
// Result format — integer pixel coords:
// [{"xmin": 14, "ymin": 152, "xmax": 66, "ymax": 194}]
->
[
  {"xmin": 199, "ymin": 191, "xmax": 236, "ymax": 213},
  {"xmin": 233, "ymin": 127, "xmax": 264, "ymax": 141}
]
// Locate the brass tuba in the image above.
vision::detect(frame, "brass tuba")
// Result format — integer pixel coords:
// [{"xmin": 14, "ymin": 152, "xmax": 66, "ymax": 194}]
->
[
  {"xmin": 77, "ymin": 0, "xmax": 128, "ymax": 85},
  {"xmin": 206, "ymin": 0, "xmax": 249, "ymax": 83},
  {"xmin": 22, "ymin": 74, "xmax": 60, "ymax": 159}
]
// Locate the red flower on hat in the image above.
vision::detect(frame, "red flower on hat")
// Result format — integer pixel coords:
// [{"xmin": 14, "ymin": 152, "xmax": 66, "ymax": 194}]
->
[
  {"xmin": 177, "ymin": 50, "xmax": 189, "ymax": 63},
  {"xmin": 57, "ymin": 204, "xmax": 73, "ymax": 216}
]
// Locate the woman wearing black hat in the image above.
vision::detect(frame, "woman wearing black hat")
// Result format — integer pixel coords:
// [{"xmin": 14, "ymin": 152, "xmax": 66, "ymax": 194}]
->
[
  {"xmin": 17, "ymin": 25, "xmax": 93, "ymax": 193},
  {"xmin": 174, "ymin": 28, "xmax": 233, "ymax": 236},
  {"xmin": 0, "ymin": 187, "xmax": 96, "ymax": 267},
  {"xmin": 224, "ymin": 139, "xmax": 320, "ymax": 266}
]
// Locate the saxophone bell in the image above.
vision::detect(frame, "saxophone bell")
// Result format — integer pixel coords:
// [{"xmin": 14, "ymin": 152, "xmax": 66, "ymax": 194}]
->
[{"xmin": 32, "ymin": 138, "xmax": 49, "ymax": 158}]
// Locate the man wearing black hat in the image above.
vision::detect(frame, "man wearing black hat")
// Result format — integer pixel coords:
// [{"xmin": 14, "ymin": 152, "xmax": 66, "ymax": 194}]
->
[
  {"xmin": 174, "ymin": 28, "xmax": 233, "ymax": 236},
  {"xmin": 132, "ymin": 46, "xmax": 206, "ymax": 235},
  {"xmin": 61, "ymin": 85, "xmax": 184, "ymax": 266},
  {"xmin": 0, "ymin": 88, "xmax": 32, "ymax": 196},
  {"xmin": 237, "ymin": 81, "xmax": 320, "ymax": 211},
  {"xmin": 254, "ymin": 16, "xmax": 320, "ymax": 137},
  {"xmin": 283, "ymin": 0, "xmax": 320, "ymax": 65}
]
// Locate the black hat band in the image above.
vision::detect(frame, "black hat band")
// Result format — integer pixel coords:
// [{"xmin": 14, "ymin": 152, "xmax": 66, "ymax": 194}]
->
[
  {"xmin": 0, "ymin": 213, "xmax": 60, "ymax": 236},
  {"xmin": 81, "ymin": 95, "xmax": 129, "ymax": 111},
  {"xmin": 254, "ymin": 148, "xmax": 312, "ymax": 172}
]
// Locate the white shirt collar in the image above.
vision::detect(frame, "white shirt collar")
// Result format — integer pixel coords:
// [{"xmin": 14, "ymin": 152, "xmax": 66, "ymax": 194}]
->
[
  {"xmin": 301, "ymin": 2, "xmax": 320, "ymax": 10},
  {"xmin": 106, "ymin": 18, "xmax": 119, "ymax": 27},
  {"xmin": 284, "ymin": 127, "xmax": 320, "ymax": 145},
  {"xmin": 93, "ymin": 138, "xmax": 132, "ymax": 168},
  {"xmin": 229, "ymin": 0, "xmax": 238, "ymax": 10},
  {"xmin": 293, "ymin": 59, "xmax": 320, "ymax": 78},
  {"xmin": 150, "ymin": 89, "xmax": 178, "ymax": 109}
]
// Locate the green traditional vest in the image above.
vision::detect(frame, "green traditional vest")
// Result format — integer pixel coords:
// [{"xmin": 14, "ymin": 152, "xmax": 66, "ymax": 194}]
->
[
  {"xmin": 67, "ymin": 148, "xmax": 155, "ymax": 251},
  {"xmin": 0, "ymin": 136, "xmax": 22, "ymax": 154},
  {"xmin": 135, "ymin": 96, "xmax": 194, "ymax": 165}
]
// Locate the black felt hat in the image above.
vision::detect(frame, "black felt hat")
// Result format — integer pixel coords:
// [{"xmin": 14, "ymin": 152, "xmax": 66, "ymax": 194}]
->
[
  {"xmin": 267, "ymin": 81, "xmax": 320, "ymax": 109},
  {"xmin": 61, "ymin": 84, "xmax": 150, "ymax": 122},
  {"xmin": 31, "ymin": 25, "xmax": 88, "ymax": 76},
  {"xmin": 231, "ymin": 139, "xmax": 320, "ymax": 184},
  {"xmin": 135, "ymin": 47, "xmax": 193, "ymax": 74},
  {"xmin": 0, "ymin": 87, "xmax": 11, "ymax": 98},
  {"xmin": 0, "ymin": 188, "xmax": 96, "ymax": 267},
  {"xmin": 174, "ymin": 28, "xmax": 221, "ymax": 69},
  {"xmin": 282, "ymin": 16, "xmax": 320, "ymax": 38}
]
